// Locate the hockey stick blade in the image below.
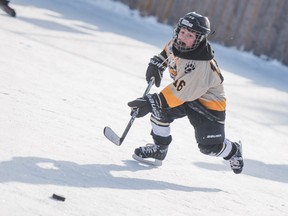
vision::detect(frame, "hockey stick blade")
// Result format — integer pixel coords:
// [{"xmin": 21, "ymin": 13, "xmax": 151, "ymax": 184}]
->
[
  {"xmin": 103, "ymin": 126, "xmax": 123, "ymax": 146},
  {"xmin": 103, "ymin": 77, "xmax": 155, "ymax": 146},
  {"xmin": 103, "ymin": 112, "xmax": 135, "ymax": 146}
]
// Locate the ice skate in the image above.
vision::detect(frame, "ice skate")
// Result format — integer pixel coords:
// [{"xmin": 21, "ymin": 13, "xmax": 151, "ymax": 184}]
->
[
  {"xmin": 132, "ymin": 144, "xmax": 168, "ymax": 166},
  {"xmin": 229, "ymin": 141, "xmax": 244, "ymax": 174}
]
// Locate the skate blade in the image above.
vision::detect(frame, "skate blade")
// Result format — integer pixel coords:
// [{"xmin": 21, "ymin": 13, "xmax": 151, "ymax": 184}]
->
[{"xmin": 132, "ymin": 154, "xmax": 162, "ymax": 166}]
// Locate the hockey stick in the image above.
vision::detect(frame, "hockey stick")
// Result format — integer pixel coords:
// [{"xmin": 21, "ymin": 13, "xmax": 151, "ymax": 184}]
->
[{"xmin": 103, "ymin": 77, "xmax": 155, "ymax": 146}]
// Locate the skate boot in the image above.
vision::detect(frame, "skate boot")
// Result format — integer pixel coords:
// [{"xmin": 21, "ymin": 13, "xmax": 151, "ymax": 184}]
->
[
  {"xmin": 132, "ymin": 144, "xmax": 168, "ymax": 166},
  {"xmin": 0, "ymin": 0, "xmax": 16, "ymax": 17},
  {"xmin": 229, "ymin": 141, "xmax": 244, "ymax": 174}
]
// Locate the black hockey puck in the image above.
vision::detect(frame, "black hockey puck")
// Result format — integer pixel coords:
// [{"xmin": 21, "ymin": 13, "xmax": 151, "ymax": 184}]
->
[{"xmin": 52, "ymin": 193, "xmax": 65, "ymax": 201}]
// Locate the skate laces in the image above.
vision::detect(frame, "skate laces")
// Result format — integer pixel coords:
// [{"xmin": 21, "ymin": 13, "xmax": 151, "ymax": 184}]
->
[
  {"xmin": 230, "ymin": 156, "xmax": 241, "ymax": 168},
  {"xmin": 141, "ymin": 144, "xmax": 159, "ymax": 154},
  {"xmin": 230, "ymin": 143, "xmax": 243, "ymax": 169},
  {"xmin": 135, "ymin": 143, "xmax": 168, "ymax": 161}
]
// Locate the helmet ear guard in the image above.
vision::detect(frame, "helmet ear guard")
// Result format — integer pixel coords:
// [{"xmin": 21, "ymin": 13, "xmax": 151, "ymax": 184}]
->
[{"xmin": 199, "ymin": 35, "xmax": 205, "ymax": 42}]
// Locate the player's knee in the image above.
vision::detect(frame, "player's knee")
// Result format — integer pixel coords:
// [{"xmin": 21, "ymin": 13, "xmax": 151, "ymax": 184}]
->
[{"xmin": 198, "ymin": 143, "xmax": 223, "ymax": 156}]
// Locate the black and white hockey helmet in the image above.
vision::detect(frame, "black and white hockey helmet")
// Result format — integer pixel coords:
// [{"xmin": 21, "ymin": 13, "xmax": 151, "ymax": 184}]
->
[{"xmin": 173, "ymin": 12, "xmax": 211, "ymax": 52}]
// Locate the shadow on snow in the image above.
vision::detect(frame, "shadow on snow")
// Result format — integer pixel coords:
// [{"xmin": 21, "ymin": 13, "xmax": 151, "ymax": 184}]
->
[
  {"xmin": 194, "ymin": 159, "xmax": 288, "ymax": 183},
  {"xmin": 0, "ymin": 156, "xmax": 221, "ymax": 193}
]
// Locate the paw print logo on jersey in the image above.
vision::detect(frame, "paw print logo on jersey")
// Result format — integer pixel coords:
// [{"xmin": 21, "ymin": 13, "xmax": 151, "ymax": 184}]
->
[{"xmin": 184, "ymin": 62, "xmax": 196, "ymax": 74}]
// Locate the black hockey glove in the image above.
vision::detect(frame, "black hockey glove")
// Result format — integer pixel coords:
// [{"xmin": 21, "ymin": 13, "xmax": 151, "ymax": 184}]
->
[
  {"xmin": 128, "ymin": 93, "xmax": 162, "ymax": 118},
  {"xmin": 146, "ymin": 56, "xmax": 167, "ymax": 87}
]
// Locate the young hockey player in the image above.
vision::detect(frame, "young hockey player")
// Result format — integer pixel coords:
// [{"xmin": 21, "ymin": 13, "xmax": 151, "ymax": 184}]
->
[
  {"xmin": 0, "ymin": 0, "xmax": 16, "ymax": 17},
  {"xmin": 128, "ymin": 12, "xmax": 244, "ymax": 174}
]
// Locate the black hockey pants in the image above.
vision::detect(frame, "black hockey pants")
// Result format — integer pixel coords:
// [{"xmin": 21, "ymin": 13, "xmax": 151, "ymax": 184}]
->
[{"xmin": 150, "ymin": 101, "xmax": 225, "ymax": 154}]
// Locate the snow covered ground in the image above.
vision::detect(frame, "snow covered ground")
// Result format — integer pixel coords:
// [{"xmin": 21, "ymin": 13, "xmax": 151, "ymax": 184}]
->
[{"xmin": 0, "ymin": 0, "xmax": 288, "ymax": 215}]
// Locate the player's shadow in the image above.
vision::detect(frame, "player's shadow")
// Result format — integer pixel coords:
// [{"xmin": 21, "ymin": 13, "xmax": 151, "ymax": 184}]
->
[
  {"xmin": 0, "ymin": 156, "xmax": 221, "ymax": 193},
  {"xmin": 194, "ymin": 159, "xmax": 288, "ymax": 183}
]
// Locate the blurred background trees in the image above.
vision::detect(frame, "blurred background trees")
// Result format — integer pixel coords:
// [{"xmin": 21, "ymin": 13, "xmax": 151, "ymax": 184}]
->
[{"xmin": 116, "ymin": 0, "xmax": 288, "ymax": 66}]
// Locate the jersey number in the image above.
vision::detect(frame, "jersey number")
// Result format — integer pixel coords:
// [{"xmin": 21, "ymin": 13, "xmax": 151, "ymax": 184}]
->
[{"xmin": 173, "ymin": 79, "xmax": 186, "ymax": 91}]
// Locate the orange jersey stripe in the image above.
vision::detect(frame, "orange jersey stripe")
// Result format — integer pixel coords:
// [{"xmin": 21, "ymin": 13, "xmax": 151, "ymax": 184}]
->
[
  {"xmin": 198, "ymin": 98, "xmax": 226, "ymax": 111},
  {"xmin": 161, "ymin": 86, "xmax": 184, "ymax": 108}
]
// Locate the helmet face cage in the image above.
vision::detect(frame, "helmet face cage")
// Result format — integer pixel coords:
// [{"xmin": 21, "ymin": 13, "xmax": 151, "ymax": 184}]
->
[
  {"xmin": 173, "ymin": 12, "xmax": 210, "ymax": 52},
  {"xmin": 173, "ymin": 27, "xmax": 204, "ymax": 52}
]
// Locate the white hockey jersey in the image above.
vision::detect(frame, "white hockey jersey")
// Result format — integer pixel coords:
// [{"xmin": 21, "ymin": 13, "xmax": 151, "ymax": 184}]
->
[{"xmin": 159, "ymin": 40, "xmax": 226, "ymax": 119}]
